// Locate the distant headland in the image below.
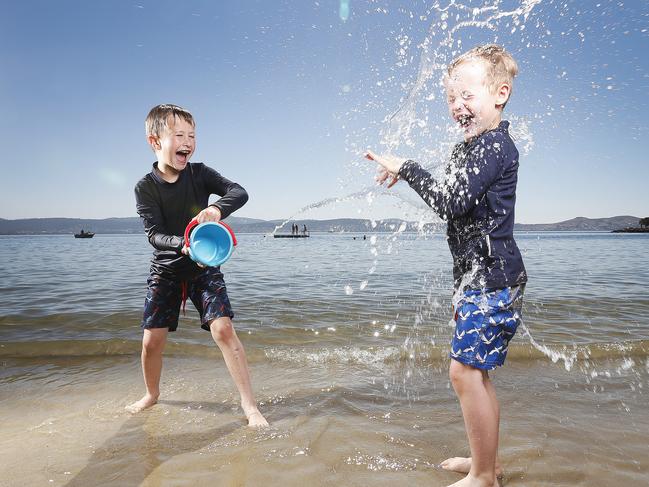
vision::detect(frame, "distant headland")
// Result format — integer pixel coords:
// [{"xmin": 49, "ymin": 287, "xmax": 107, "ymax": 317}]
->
[
  {"xmin": 0, "ymin": 215, "xmax": 646, "ymax": 235},
  {"xmin": 611, "ymin": 216, "xmax": 649, "ymax": 233}
]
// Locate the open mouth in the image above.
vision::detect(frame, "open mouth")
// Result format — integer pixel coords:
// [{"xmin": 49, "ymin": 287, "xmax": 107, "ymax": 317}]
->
[
  {"xmin": 175, "ymin": 150, "xmax": 191, "ymax": 163},
  {"xmin": 457, "ymin": 114, "xmax": 473, "ymax": 128}
]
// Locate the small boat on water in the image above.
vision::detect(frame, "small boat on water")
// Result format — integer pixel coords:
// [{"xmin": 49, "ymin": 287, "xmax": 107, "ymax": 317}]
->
[{"xmin": 74, "ymin": 229, "xmax": 95, "ymax": 238}]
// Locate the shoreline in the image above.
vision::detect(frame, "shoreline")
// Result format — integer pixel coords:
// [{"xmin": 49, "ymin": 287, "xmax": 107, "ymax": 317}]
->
[
  {"xmin": 2, "ymin": 229, "xmax": 649, "ymax": 236},
  {"xmin": 1, "ymin": 215, "xmax": 644, "ymax": 235},
  {"xmin": 611, "ymin": 227, "xmax": 649, "ymax": 233}
]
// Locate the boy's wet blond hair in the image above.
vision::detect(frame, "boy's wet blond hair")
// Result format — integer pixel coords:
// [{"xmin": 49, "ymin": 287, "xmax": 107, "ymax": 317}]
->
[
  {"xmin": 448, "ymin": 44, "xmax": 518, "ymax": 106},
  {"xmin": 145, "ymin": 104, "xmax": 195, "ymax": 137}
]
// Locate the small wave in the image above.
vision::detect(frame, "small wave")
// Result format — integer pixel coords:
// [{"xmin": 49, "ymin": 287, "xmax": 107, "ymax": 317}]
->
[
  {"xmin": 264, "ymin": 346, "xmax": 402, "ymax": 366},
  {"xmin": 0, "ymin": 339, "xmax": 142, "ymax": 358},
  {"xmin": 1, "ymin": 339, "xmax": 646, "ymax": 367},
  {"xmin": 0, "ymin": 339, "xmax": 224, "ymax": 359},
  {"xmin": 263, "ymin": 341, "xmax": 649, "ymax": 367}
]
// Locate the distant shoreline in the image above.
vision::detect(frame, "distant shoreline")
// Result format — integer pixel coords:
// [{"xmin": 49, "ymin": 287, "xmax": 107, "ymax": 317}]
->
[
  {"xmin": 0, "ymin": 215, "xmax": 644, "ymax": 235},
  {"xmin": 611, "ymin": 227, "xmax": 649, "ymax": 233},
  {"xmin": 2, "ymin": 230, "xmax": 647, "ymax": 237}
]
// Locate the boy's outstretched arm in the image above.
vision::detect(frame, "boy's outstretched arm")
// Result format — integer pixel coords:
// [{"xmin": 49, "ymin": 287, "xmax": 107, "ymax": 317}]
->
[
  {"xmin": 366, "ymin": 138, "xmax": 506, "ymax": 220},
  {"xmin": 400, "ymin": 138, "xmax": 506, "ymax": 219}
]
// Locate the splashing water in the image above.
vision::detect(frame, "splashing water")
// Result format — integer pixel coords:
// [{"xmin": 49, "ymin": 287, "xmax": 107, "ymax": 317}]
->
[
  {"xmin": 355, "ymin": 0, "xmax": 629, "ymax": 386},
  {"xmin": 271, "ymin": 186, "xmax": 434, "ymax": 234},
  {"xmin": 277, "ymin": 0, "xmax": 642, "ymax": 390},
  {"xmin": 519, "ymin": 322, "xmax": 578, "ymax": 371},
  {"xmin": 272, "ymin": 188, "xmax": 376, "ymax": 234},
  {"xmin": 341, "ymin": 0, "xmax": 542, "ymax": 374},
  {"xmin": 381, "ymin": 0, "xmax": 542, "ymax": 154}
]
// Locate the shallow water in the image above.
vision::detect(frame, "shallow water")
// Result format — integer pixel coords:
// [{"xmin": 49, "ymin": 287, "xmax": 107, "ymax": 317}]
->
[{"xmin": 1, "ymin": 232, "xmax": 648, "ymax": 486}]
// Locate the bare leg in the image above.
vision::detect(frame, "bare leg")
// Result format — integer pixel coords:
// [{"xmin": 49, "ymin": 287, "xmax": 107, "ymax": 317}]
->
[
  {"xmin": 444, "ymin": 360, "xmax": 499, "ymax": 487},
  {"xmin": 441, "ymin": 377, "xmax": 503, "ymax": 477},
  {"xmin": 210, "ymin": 317, "xmax": 268, "ymax": 427},
  {"xmin": 126, "ymin": 328, "xmax": 168, "ymax": 413}
]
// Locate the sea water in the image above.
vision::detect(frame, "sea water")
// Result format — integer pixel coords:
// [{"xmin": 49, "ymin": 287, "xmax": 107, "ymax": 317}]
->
[{"xmin": 1, "ymin": 232, "xmax": 647, "ymax": 486}]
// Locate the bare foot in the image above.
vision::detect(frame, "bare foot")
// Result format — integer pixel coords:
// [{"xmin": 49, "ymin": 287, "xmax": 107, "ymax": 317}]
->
[
  {"xmin": 125, "ymin": 394, "xmax": 158, "ymax": 413},
  {"xmin": 441, "ymin": 457, "xmax": 503, "ymax": 477},
  {"xmin": 445, "ymin": 473, "xmax": 498, "ymax": 487},
  {"xmin": 245, "ymin": 409, "xmax": 269, "ymax": 428}
]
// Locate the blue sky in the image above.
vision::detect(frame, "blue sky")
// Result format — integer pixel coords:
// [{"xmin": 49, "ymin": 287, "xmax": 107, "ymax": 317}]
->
[{"xmin": 1, "ymin": 0, "xmax": 647, "ymax": 224}]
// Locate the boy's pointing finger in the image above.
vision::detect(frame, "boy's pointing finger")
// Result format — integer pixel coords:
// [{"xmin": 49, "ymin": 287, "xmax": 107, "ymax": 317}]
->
[{"xmin": 387, "ymin": 175, "xmax": 400, "ymax": 188}]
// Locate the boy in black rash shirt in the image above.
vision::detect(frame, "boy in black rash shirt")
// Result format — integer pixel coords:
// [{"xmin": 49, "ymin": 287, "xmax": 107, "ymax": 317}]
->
[
  {"xmin": 127, "ymin": 104, "xmax": 268, "ymax": 428},
  {"xmin": 366, "ymin": 45, "xmax": 527, "ymax": 487}
]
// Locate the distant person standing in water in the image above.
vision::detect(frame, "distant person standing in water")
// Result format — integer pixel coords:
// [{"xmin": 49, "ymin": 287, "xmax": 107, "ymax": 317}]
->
[
  {"xmin": 366, "ymin": 45, "xmax": 527, "ymax": 487},
  {"xmin": 128, "ymin": 104, "xmax": 268, "ymax": 427}
]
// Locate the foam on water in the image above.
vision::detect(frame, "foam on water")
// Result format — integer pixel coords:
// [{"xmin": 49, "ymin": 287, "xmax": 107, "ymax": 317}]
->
[{"xmin": 264, "ymin": 345, "xmax": 401, "ymax": 367}]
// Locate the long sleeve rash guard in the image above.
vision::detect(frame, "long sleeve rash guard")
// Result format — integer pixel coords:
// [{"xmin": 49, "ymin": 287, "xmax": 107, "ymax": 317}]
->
[
  {"xmin": 398, "ymin": 121, "xmax": 527, "ymax": 290},
  {"xmin": 135, "ymin": 162, "xmax": 248, "ymax": 280}
]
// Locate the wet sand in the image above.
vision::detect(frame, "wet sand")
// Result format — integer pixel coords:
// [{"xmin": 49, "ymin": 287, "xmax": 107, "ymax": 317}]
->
[{"xmin": 1, "ymin": 350, "xmax": 647, "ymax": 486}]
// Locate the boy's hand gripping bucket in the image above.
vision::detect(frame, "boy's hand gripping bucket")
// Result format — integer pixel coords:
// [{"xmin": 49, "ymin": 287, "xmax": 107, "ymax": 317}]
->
[{"xmin": 183, "ymin": 218, "xmax": 237, "ymax": 267}]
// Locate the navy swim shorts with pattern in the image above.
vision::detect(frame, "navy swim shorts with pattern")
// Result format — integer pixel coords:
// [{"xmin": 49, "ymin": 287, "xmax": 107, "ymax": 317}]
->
[
  {"xmin": 450, "ymin": 285, "xmax": 525, "ymax": 370},
  {"xmin": 141, "ymin": 267, "xmax": 234, "ymax": 332}
]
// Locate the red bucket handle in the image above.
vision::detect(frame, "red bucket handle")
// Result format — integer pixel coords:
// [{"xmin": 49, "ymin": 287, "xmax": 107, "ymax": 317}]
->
[
  {"xmin": 184, "ymin": 218, "xmax": 200, "ymax": 248},
  {"xmin": 183, "ymin": 218, "xmax": 238, "ymax": 248},
  {"xmin": 219, "ymin": 221, "xmax": 238, "ymax": 246}
]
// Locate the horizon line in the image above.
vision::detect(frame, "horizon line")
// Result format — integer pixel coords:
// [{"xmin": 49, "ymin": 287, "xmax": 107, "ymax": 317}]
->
[{"xmin": 0, "ymin": 214, "xmax": 643, "ymax": 225}]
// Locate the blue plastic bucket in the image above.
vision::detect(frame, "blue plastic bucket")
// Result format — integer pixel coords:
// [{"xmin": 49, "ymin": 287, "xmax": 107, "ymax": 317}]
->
[{"xmin": 183, "ymin": 219, "xmax": 237, "ymax": 267}]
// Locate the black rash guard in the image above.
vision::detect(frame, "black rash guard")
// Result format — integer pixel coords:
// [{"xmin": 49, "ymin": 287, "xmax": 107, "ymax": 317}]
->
[{"xmin": 134, "ymin": 162, "xmax": 248, "ymax": 280}]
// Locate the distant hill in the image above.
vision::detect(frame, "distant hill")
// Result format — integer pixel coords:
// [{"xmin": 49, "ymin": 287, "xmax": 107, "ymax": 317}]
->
[
  {"xmin": 0, "ymin": 215, "xmax": 642, "ymax": 235},
  {"xmin": 0, "ymin": 217, "xmax": 438, "ymax": 235},
  {"xmin": 513, "ymin": 215, "xmax": 641, "ymax": 232},
  {"xmin": 0, "ymin": 216, "xmax": 265, "ymax": 235}
]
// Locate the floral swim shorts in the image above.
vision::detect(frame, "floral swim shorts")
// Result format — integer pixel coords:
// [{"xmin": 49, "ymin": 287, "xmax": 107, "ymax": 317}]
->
[{"xmin": 450, "ymin": 285, "xmax": 525, "ymax": 370}]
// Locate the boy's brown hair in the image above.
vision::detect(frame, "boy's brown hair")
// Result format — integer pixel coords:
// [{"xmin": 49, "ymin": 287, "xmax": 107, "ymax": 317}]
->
[
  {"xmin": 145, "ymin": 104, "xmax": 195, "ymax": 137},
  {"xmin": 448, "ymin": 44, "xmax": 518, "ymax": 106}
]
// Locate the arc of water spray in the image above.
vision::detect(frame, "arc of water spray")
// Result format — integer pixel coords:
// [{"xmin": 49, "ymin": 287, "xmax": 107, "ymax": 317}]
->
[
  {"xmin": 383, "ymin": 0, "xmax": 542, "ymax": 151},
  {"xmin": 272, "ymin": 186, "xmax": 377, "ymax": 234},
  {"xmin": 372, "ymin": 0, "xmax": 578, "ymax": 373},
  {"xmin": 271, "ymin": 185, "xmax": 437, "ymax": 235}
]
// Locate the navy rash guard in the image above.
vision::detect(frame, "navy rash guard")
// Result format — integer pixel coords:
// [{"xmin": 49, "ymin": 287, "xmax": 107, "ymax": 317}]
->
[
  {"xmin": 134, "ymin": 162, "xmax": 248, "ymax": 280},
  {"xmin": 398, "ymin": 121, "xmax": 527, "ymax": 291}
]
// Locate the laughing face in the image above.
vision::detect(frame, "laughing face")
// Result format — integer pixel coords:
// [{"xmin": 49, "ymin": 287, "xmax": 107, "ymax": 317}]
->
[
  {"xmin": 444, "ymin": 59, "xmax": 510, "ymax": 142},
  {"xmin": 151, "ymin": 115, "xmax": 195, "ymax": 174}
]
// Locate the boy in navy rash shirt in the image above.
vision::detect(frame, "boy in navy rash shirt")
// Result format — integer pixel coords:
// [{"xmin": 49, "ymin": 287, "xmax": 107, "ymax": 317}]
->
[
  {"xmin": 366, "ymin": 45, "xmax": 526, "ymax": 487},
  {"xmin": 128, "ymin": 104, "xmax": 268, "ymax": 428}
]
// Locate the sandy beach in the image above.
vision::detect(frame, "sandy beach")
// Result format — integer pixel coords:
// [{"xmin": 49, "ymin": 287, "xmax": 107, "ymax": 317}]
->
[{"xmin": 2, "ymin": 348, "xmax": 647, "ymax": 486}]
